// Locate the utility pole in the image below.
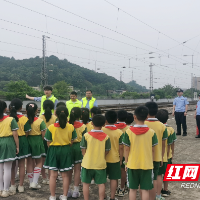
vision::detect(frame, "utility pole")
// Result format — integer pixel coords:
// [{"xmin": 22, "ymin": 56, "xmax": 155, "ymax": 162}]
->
[
  {"xmin": 41, "ymin": 35, "xmax": 49, "ymax": 87},
  {"xmin": 120, "ymin": 71, "xmax": 122, "ymax": 81},
  {"xmin": 191, "ymin": 73, "xmax": 193, "ymax": 88},
  {"xmin": 149, "ymin": 64, "xmax": 153, "ymax": 92}
]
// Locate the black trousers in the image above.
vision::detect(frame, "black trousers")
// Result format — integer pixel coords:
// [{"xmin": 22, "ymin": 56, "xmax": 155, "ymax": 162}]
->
[
  {"xmin": 196, "ymin": 115, "xmax": 200, "ymax": 136},
  {"xmin": 175, "ymin": 112, "xmax": 187, "ymax": 134}
]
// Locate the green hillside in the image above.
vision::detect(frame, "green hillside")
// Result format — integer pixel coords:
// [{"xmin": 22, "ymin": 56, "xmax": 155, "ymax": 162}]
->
[{"xmin": 0, "ymin": 55, "xmax": 147, "ymax": 95}]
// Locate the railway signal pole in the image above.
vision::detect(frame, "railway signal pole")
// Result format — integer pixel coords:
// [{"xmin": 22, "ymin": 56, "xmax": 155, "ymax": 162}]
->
[
  {"xmin": 149, "ymin": 63, "xmax": 154, "ymax": 101},
  {"xmin": 41, "ymin": 35, "xmax": 49, "ymax": 88}
]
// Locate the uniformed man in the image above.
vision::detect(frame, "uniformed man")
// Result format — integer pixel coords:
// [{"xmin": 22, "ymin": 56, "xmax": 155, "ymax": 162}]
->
[
  {"xmin": 66, "ymin": 91, "xmax": 82, "ymax": 115},
  {"xmin": 81, "ymin": 90, "xmax": 98, "ymax": 118},
  {"xmin": 26, "ymin": 85, "xmax": 58, "ymax": 116},
  {"xmin": 172, "ymin": 89, "xmax": 189, "ymax": 136}
]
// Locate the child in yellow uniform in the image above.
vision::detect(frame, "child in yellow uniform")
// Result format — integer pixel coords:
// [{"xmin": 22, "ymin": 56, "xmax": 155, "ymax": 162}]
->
[
  {"xmin": 39, "ymin": 100, "xmax": 57, "ymax": 184},
  {"xmin": 102, "ymin": 110, "xmax": 123, "ymax": 200},
  {"xmin": 87, "ymin": 107, "xmax": 102, "ymax": 132},
  {"xmin": 144, "ymin": 102, "xmax": 168, "ymax": 200},
  {"xmin": 125, "ymin": 113, "xmax": 134, "ymax": 127},
  {"xmin": 161, "ymin": 110, "xmax": 177, "ymax": 197},
  {"xmin": 80, "ymin": 114, "xmax": 111, "ymax": 200},
  {"xmin": 0, "ymin": 100, "xmax": 19, "ymax": 198},
  {"xmin": 69, "ymin": 107, "xmax": 87, "ymax": 198},
  {"xmin": 9, "ymin": 99, "xmax": 31, "ymax": 194},
  {"xmin": 44, "ymin": 106, "xmax": 77, "ymax": 200},
  {"xmin": 115, "ymin": 110, "xmax": 129, "ymax": 197},
  {"xmin": 81, "ymin": 108, "xmax": 93, "ymax": 132},
  {"xmin": 26, "ymin": 103, "xmax": 47, "ymax": 189},
  {"xmin": 155, "ymin": 109, "xmax": 173, "ymax": 199},
  {"xmin": 123, "ymin": 106, "xmax": 158, "ymax": 200}
]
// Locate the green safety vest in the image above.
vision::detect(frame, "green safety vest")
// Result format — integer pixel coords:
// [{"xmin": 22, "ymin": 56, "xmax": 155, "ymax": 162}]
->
[
  {"xmin": 82, "ymin": 97, "xmax": 96, "ymax": 118},
  {"xmin": 66, "ymin": 99, "xmax": 82, "ymax": 115},
  {"xmin": 40, "ymin": 95, "xmax": 57, "ymax": 116}
]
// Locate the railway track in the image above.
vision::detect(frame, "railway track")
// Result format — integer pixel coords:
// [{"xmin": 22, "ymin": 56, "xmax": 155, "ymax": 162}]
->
[{"xmin": 9, "ymin": 100, "xmax": 197, "ymax": 115}]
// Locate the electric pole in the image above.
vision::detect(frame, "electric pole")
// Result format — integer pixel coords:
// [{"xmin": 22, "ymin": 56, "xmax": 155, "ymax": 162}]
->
[
  {"xmin": 120, "ymin": 71, "xmax": 122, "ymax": 81},
  {"xmin": 149, "ymin": 63, "xmax": 153, "ymax": 92},
  {"xmin": 41, "ymin": 35, "xmax": 50, "ymax": 87}
]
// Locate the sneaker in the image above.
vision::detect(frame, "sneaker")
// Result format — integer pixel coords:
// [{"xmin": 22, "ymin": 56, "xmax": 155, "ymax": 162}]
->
[
  {"xmin": 118, "ymin": 189, "xmax": 125, "ymax": 197},
  {"xmin": 176, "ymin": 133, "xmax": 181, "ymax": 135},
  {"xmin": 156, "ymin": 196, "xmax": 165, "ymax": 200},
  {"xmin": 72, "ymin": 191, "xmax": 80, "ymax": 198},
  {"xmin": 59, "ymin": 195, "xmax": 67, "ymax": 200},
  {"xmin": 30, "ymin": 182, "xmax": 41, "ymax": 189},
  {"xmin": 115, "ymin": 188, "xmax": 120, "ymax": 196},
  {"xmin": 1, "ymin": 190, "xmax": 10, "ymax": 198},
  {"xmin": 9, "ymin": 185, "xmax": 16, "ymax": 195},
  {"xmin": 49, "ymin": 196, "xmax": 56, "ymax": 200},
  {"xmin": 18, "ymin": 185, "xmax": 24, "ymax": 193},
  {"xmin": 182, "ymin": 133, "xmax": 187, "ymax": 136},
  {"xmin": 67, "ymin": 190, "xmax": 72, "ymax": 198},
  {"xmin": 42, "ymin": 179, "xmax": 49, "ymax": 185},
  {"xmin": 91, "ymin": 180, "xmax": 95, "ymax": 184}
]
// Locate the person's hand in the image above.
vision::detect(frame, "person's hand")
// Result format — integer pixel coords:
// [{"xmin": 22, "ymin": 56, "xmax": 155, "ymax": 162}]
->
[
  {"xmin": 172, "ymin": 112, "xmax": 174, "ymax": 116},
  {"xmin": 125, "ymin": 166, "xmax": 128, "ymax": 172},
  {"xmin": 120, "ymin": 161, "xmax": 122, "ymax": 166},
  {"xmin": 194, "ymin": 114, "xmax": 196, "ymax": 119},
  {"xmin": 184, "ymin": 112, "xmax": 187, "ymax": 116},
  {"xmin": 26, "ymin": 94, "xmax": 29, "ymax": 99},
  {"xmin": 16, "ymin": 148, "xmax": 19, "ymax": 154},
  {"xmin": 160, "ymin": 161, "xmax": 163, "ymax": 167}
]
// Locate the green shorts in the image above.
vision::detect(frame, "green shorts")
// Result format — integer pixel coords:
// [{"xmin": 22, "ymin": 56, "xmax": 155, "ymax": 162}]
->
[
  {"xmin": 106, "ymin": 162, "xmax": 121, "ymax": 180},
  {"xmin": 27, "ymin": 135, "xmax": 46, "ymax": 159},
  {"xmin": 168, "ymin": 158, "xmax": 172, "ymax": 164},
  {"xmin": 81, "ymin": 167, "xmax": 107, "ymax": 184},
  {"xmin": 121, "ymin": 157, "xmax": 125, "ymax": 168},
  {"xmin": 158, "ymin": 162, "xmax": 168, "ymax": 175},
  {"xmin": 127, "ymin": 168, "xmax": 153, "ymax": 190},
  {"xmin": 153, "ymin": 161, "xmax": 160, "ymax": 180},
  {"xmin": 17, "ymin": 136, "xmax": 31, "ymax": 159},
  {"xmin": 72, "ymin": 142, "xmax": 83, "ymax": 164},
  {"xmin": 0, "ymin": 137, "xmax": 16, "ymax": 163},
  {"xmin": 44, "ymin": 145, "xmax": 73, "ymax": 172}
]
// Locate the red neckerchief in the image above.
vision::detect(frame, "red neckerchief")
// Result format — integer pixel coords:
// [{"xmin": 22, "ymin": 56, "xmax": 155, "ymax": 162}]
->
[
  {"xmin": 88, "ymin": 131, "xmax": 107, "ymax": 141},
  {"xmin": 17, "ymin": 114, "xmax": 24, "ymax": 119},
  {"xmin": 54, "ymin": 122, "xmax": 60, "ymax": 127},
  {"xmin": 34, "ymin": 117, "xmax": 38, "ymax": 122},
  {"xmin": 115, "ymin": 123, "xmax": 127, "ymax": 129},
  {"xmin": 74, "ymin": 121, "xmax": 84, "ymax": 129},
  {"xmin": 105, "ymin": 125, "xmax": 118, "ymax": 130},
  {"xmin": 0, "ymin": 116, "xmax": 9, "ymax": 122},
  {"xmin": 130, "ymin": 127, "xmax": 150, "ymax": 135}
]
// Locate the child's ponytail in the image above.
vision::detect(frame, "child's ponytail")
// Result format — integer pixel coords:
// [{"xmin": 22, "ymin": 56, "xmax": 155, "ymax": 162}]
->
[
  {"xmin": 10, "ymin": 98, "xmax": 23, "ymax": 122},
  {"xmin": 26, "ymin": 103, "xmax": 38, "ymax": 124},
  {"xmin": 69, "ymin": 107, "xmax": 81, "ymax": 125},
  {"xmin": 0, "ymin": 100, "xmax": 7, "ymax": 119},
  {"xmin": 56, "ymin": 106, "xmax": 68, "ymax": 129},
  {"xmin": 43, "ymin": 100, "xmax": 54, "ymax": 122},
  {"xmin": 81, "ymin": 108, "xmax": 89, "ymax": 124}
]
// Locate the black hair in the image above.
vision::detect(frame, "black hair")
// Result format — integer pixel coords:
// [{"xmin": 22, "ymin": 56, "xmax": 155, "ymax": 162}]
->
[
  {"xmin": 0, "ymin": 100, "xmax": 7, "ymax": 119},
  {"xmin": 70, "ymin": 91, "xmax": 77, "ymax": 96},
  {"xmin": 81, "ymin": 108, "xmax": 89, "ymax": 125},
  {"xmin": 26, "ymin": 103, "xmax": 38, "ymax": 124},
  {"xmin": 145, "ymin": 102, "xmax": 158, "ymax": 116},
  {"xmin": 86, "ymin": 90, "xmax": 92, "ymax": 93},
  {"xmin": 117, "ymin": 110, "xmax": 128, "ymax": 121},
  {"xmin": 56, "ymin": 102, "xmax": 66, "ymax": 108},
  {"xmin": 10, "ymin": 98, "xmax": 23, "ymax": 122},
  {"xmin": 134, "ymin": 106, "xmax": 149, "ymax": 121},
  {"xmin": 43, "ymin": 85, "xmax": 53, "ymax": 91},
  {"xmin": 56, "ymin": 106, "xmax": 68, "ymax": 129},
  {"xmin": 92, "ymin": 114, "xmax": 105, "ymax": 127},
  {"xmin": 43, "ymin": 100, "xmax": 54, "ymax": 122},
  {"xmin": 69, "ymin": 107, "xmax": 82, "ymax": 125},
  {"xmin": 125, "ymin": 113, "xmax": 134, "ymax": 125},
  {"xmin": 105, "ymin": 110, "xmax": 117, "ymax": 124},
  {"xmin": 91, "ymin": 107, "xmax": 102, "ymax": 115},
  {"xmin": 156, "ymin": 109, "xmax": 168, "ymax": 124}
]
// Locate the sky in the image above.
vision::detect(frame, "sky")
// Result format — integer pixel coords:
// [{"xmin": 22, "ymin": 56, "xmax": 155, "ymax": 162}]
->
[{"xmin": 1, "ymin": 0, "xmax": 200, "ymax": 89}]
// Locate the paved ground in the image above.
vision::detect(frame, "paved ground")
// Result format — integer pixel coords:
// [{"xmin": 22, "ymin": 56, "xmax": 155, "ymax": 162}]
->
[{"xmin": 4, "ymin": 110, "xmax": 200, "ymax": 200}]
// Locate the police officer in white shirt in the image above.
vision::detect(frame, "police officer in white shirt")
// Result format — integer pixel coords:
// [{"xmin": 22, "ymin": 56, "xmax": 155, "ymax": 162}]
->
[{"xmin": 172, "ymin": 89, "xmax": 189, "ymax": 136}]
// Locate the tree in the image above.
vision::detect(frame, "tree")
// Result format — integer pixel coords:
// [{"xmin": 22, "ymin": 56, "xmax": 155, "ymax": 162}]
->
[{"xmin": 53, "ymin": 81, "xmax": 71, "ymax": 100}]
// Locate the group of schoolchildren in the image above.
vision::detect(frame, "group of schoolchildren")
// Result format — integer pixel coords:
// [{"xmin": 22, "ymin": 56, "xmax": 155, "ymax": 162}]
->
[{"xmin": 0, "ymin": 97, "xmax": 176, "ymax": 200}]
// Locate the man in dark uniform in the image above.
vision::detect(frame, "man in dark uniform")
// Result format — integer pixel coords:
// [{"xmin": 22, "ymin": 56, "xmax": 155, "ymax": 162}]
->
[{"xmin": 172, "ymin": 89, "xmax": 189, "ymax": 136}]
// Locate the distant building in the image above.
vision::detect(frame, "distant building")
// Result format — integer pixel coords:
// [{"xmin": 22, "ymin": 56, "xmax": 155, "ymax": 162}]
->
[
  {"xmin": 68, "ymin": 86, "xmax": 74, "ymax": 92},
  {"xmin": 192, "ymin": 76, "xmax": 200, "ymax": 90},
  {"xmin": 32, "ymin": 86, "xmax": 41, "ymax": 91}
]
